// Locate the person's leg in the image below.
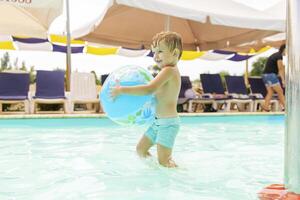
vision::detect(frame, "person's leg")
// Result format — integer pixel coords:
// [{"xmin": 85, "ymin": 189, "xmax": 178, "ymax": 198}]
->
[
  {"xmin": 137, "ymin": 124, "xmax": 156, "ymax": 157},
  {"xmin": 155, "ymin": 119, "xmax": 180, "ymax": 168},
  {"xmin": 136, "ymin": 135, "xmax": 154, "ymax": 157},
  {"xmin": 157, "ymin": 144, "xmax": 177, "ymax": 168},
  {"xmin": 272, "ymin": 84, "xmax": 285, "ymax": 110},
  {"xmin": 263, "ymin": 87, "xmax": 274, "ymax": 111}
]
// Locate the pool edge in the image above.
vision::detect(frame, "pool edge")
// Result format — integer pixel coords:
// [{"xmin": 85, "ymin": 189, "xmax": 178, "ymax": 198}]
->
[{"xmin": 0, "ymin": 112, "xmax": 285, "ymax": 119}]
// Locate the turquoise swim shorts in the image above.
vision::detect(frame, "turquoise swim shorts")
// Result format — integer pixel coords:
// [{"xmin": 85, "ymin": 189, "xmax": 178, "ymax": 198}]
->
[{"xmin": 145, "ymin": 117, "xmax": 180, "ymax": 149}]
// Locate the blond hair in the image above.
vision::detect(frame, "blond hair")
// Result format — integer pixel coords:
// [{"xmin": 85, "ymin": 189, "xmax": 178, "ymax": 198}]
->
[{"xmin": 152, "ymin": 31, "xmax": 183, "ymax": 59}]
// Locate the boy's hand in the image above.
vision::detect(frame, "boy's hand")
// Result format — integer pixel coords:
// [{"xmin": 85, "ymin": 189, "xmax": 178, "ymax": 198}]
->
[{"xmin": 109, "ymin": 80, "xmax": 121, "ymax": 100}]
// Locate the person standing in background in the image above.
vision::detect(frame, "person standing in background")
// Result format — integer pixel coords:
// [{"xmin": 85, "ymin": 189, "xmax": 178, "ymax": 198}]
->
[{"xmin": 262, "ymin": 44, "xmax": 286, "ymax": 111}]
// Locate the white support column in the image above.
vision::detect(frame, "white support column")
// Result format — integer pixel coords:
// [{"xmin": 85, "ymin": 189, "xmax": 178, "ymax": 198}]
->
[
  {"xmin": 66, "ymin": 0, "xmax": 72, "ymax": 91},
  {"xmin": 284, "ymin": 0, "xmax": 300, "ymax": 194}
]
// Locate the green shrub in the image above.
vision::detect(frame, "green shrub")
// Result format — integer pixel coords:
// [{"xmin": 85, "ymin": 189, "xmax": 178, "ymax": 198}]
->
[{"xmin": 250, "ymin": 57, "xmax": 267, "ymax": 76}]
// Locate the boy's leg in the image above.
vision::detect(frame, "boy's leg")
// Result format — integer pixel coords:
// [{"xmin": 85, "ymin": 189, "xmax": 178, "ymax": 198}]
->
[
  {"xmin": 157, "ymin": 144, "xmax": 177, "ymax": 168},
  {"xmin": 156, "ymin": 121, "xmax": 179, "ymax": 168},
  {"xmin": 137, "ymin": 122, "xmax": 157, "ymax": 157},
  {"xmin": 136, "ymin": 135, "xmax": 154, "ymax": 157}
]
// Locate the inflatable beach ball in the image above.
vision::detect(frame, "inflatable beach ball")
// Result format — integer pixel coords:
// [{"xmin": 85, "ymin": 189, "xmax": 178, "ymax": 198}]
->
[{"xmin": 100, "ymin": 65, "xmax": 156, "ymax": 126}]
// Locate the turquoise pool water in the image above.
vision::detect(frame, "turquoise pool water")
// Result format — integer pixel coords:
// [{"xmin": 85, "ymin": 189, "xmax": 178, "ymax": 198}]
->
[{"xmin": 0, "ymin": 116, "xmax": 284, "ymax": 200}]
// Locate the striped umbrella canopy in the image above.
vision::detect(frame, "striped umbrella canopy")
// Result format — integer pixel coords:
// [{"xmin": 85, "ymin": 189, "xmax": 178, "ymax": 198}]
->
[{"xmin": 0, "ymin": 34, "xmax": 272, "ymax": 62}]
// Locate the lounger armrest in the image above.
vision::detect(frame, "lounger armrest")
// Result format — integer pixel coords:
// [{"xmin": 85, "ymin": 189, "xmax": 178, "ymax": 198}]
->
[
  {"xmin": 201, "ymin": 93, "xmax": 213, "ymax": 99},
  {"xmin": 229, "ymin": 93, "xmax": 251, "ymax": 99},
  {"xmin": 33, "ymin": 96, "xmax": 66, "ymax": 99},
  {"xmin": 228, "ymin": 93, "xmax": 238, "ymax": 99},
  {"xmin": 250, "ymin": 93, "xmax": 264, "ymax": 99},
  {"xmin": 213, "ymin": 94, "xmax": 228, "ymax": 99}
]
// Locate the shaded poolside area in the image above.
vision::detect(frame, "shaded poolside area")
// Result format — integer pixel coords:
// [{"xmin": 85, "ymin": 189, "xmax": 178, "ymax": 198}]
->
[{"xmin": 0, "ymin": 70, "xmax": 285, "ymax": 115}]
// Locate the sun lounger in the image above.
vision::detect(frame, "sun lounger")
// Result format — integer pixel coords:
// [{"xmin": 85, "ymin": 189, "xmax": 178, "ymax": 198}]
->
[
  {"xmin": 177, "ymin": 76, "xmax": 198, "ymax": 112},
  {"xmin": 199, "ymin": 73, "xmax": 229, "ymax": 111},
  {"xmin": 225, "ymin": 75, "xmax": 253, "ymax": 112},
  {"xmin": 31, "ymin": 70, "xmax": 67, "ymax": 114},
  {"xmin": 0, "ymin": 72, "xmax": 30, "ymax": 114},
  {"xmin": 248, "ymin": 77, "xmax": 279, "ymax": 111},
  {"xmin": 70, "ymin": 72, "xmax": 100, "ymax": 113}
]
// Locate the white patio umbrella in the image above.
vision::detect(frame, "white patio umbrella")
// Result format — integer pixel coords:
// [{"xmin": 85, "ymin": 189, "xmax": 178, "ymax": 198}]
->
[
  {"xmin": 0, "ymin": 0, "xmax": 63, "ymax": 38},
  {"xmin": 48, "ymin": 0, "xmax": 285, "ymax": 90},
  {"xmin": 71, "ymin": 0, "xmax": 285, "ymax": 51}
]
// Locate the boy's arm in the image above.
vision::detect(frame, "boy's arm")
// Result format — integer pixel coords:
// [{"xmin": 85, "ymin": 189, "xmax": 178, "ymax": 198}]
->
[
  {"xmin": 111, "ymin": 67, "xmax": 174, "ymax": 97},
  {"xmin": 277, "ymin": 60, "xmax": 285, "ymax": 87}
]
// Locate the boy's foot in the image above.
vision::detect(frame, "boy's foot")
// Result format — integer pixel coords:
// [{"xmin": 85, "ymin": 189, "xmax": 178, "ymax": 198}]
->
[{"xmin": 167, "ymin": 159, "xmax": 178, "ymax": 168}]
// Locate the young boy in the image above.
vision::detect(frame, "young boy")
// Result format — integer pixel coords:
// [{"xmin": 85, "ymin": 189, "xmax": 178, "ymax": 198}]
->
[{"xmin": 111, "ymin": 31, "xmax": 182, "ymax": 168}]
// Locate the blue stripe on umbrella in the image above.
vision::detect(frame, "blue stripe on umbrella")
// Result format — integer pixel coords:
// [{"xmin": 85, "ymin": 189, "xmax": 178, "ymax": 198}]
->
[
  {"xmin": 52, "ymin": 44, "xmax": 84, "ymax": 53},
  {"xmin": 147, "ymin": 51, "xmax": 154, "ymax": 57},
  {"xmin": 12, "ymin": 37, "xmax": 49, "ymax": 43},
  {"xmin": 212, "ymin": 49, "xmax": 236, "ymax": 55},
  {"xmin": 228, "ymin": 54, "xmax": 253, "ymax": 61}
]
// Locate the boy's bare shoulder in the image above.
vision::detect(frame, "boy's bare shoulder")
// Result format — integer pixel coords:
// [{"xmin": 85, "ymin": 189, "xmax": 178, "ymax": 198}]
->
[
  {"xmin": 161, "ymin": 66, "xmax": 178, "ymax": 74},
  {"xmin": 158, "ymin": 67, "xmax": 177, "ymax": 80}
]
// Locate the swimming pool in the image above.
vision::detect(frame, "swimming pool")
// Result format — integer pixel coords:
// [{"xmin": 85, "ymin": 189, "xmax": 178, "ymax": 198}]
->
[{"xmin": 0, "ymin": 115, "xmax": 284, "ymax": 200}]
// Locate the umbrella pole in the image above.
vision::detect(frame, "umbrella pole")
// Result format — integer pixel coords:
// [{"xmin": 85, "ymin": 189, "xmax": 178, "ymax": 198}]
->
[
  {"xmin": 66, "ymin": 0, "xmax": 71, "ymax": 91},
  {"xmin": 244, "ymin": 58, "xmax": 249, "ymax": 88}
]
